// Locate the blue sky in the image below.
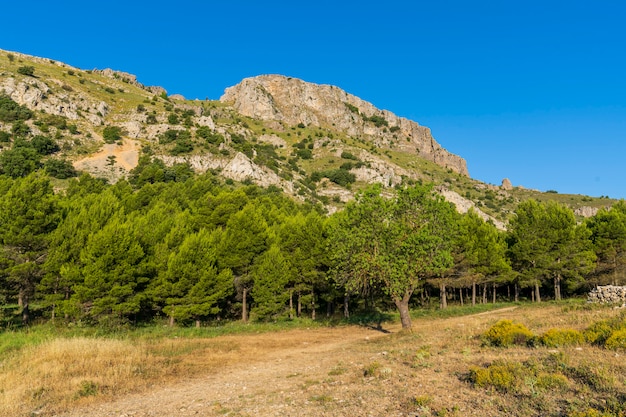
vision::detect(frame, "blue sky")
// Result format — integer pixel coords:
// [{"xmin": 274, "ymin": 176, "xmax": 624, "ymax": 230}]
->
[{"xmin": 3, "ymin": 1, "xmax": 626, "ymax": 198}]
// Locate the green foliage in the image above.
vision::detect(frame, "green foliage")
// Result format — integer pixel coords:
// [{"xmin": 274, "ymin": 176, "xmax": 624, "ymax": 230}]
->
[
  {"xmin": 540, "ymin": 328, "xmax": 585, "ymax": 347},
  {"xmin": 482, "ymin": 319, "xmax": 534, "ymax": 347},
  {"xmin": 0, "ymin": 94, "xmax": 33, "ymax": 122},
  {"xmin": 0, "ymin": 131, "xmax": 10, "ymax": 143},
  {"xmin": 296, "ymin": 148, "xmax": 312, "ymax": 159},
  {"xmin": 11, "ymin": 120, "xmax": 31, "ymax": 137},
  {"xmin": 31, "ymin": 135, "xmax": 60, "ymax": 155},
  {"xmin": 0, "ymin": 146, "xmax": 41, "ymax": 178},
  {"xmin": 251, "ymin": 245, "xmax": 291, "ymax": 320},
  {"xmin": 170, "ymin": 139, "xmax": 194, "ymax": 155},
  {"xmin": 469, "ymin": 361, "xmax": 524, "ymax": 393},
  {"xmin": 328, "ymin": 184, "xmax": 458, "ymax": 329},
  {"xmin": 17, "ymin": 65, "xmax": 35, "ymax": 76},
  {"xmin": 196, "ymin": 126, "xmax": 224, "ymax": 145},
  {"xmin": 604, "ymin": 328, "xmax": 626, "ymax": 350},
  {"xmin": 340, "ymin": 151, "xmax": 358, "ymax": 160},
  {"xmin": 318, "ymin": 168, "xmax": 355, "ymax": 187},
  {"xmin": 44, "ymin": 158, "xmax": 78, "ymax": 179},
  {"xmin": 344, "ymin": 102, "xmax": 359, "ymax": 114},
  {"xmin": 167, "ymin": 113, "xmax": 179, "ymax": 124},
  {"xmin": 102, "ymin": 126, "xmax": 122, "ymax": 144},
  {"xmin": 364, "ymin": 114, "xmax": 389, "ymax": 127}
]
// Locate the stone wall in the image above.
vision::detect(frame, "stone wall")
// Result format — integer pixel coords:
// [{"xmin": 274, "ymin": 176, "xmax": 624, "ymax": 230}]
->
[{"xmin": 587, "ymin": 285, "xmax": 626, "ymax": 304}]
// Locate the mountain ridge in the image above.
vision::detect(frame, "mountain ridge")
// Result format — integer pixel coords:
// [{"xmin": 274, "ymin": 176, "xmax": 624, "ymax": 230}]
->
[{"xmin": 0, "ymin": 49, "xmax": 614, "ymax": 223}]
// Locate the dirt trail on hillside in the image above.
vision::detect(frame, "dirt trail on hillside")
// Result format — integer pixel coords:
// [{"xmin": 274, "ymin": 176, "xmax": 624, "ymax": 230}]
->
[{"xmin": 53, "ymin": 308, "xmax": 519, "ymax": 417}]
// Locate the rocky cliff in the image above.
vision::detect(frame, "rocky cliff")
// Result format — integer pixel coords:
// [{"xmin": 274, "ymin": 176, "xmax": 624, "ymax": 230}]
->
[{"xmin": 221, "ymin": 75, "xmax": 468, "ymax": 176}]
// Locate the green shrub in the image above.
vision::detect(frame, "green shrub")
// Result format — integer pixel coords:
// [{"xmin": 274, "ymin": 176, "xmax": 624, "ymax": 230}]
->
[
  {"xmin": 340, "ymin": 151, "xmax": 358, "ymax": 160},
  {"xmin": 168, "ymin": 114, "xmax": 179, "ymax": 125},
  {"xmin": 604, "ymin": 329, "xmax": 626, "ymax": 350},
  {"xmin": 31, "ymin": 135, "xmax": 60, "ymax": 155},
  {"xmin": 540, "ymin": 328, "xmax": 585, "ymax": 347},
  {"xmin": 468, "ymin": 361, "xmax": 524, "ymax": 393},
  {"xmin": 536, "ymin": 372, "xmax": 569, "ymax": 391},
  {"xmin": 45, "ymin": 158, "xmax": 78, "ymax": 179},
  {"xmin": 482, "ymin": 320, "xmax": 535, "ymax": 347},
  {"xmin": 17, "ymin": 66, "xmax": 35, "ymax": 76},
  {"xmin": 584, "ymin": 320, "xmax": 615, "ymax": 345},
  {"xmin": 102, "ymin": 126, "xmax": 122, "ymax": 144},
  {"xmin": 0, "ymin": 94, "xmax": 33, "ymax": 122},
  {"xmin": 568, "ymin": 408, "xmax": 618, "ymax": 417}
]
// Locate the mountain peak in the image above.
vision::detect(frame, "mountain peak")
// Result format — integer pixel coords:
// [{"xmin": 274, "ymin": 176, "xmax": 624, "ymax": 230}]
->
[{"xmin": 221, "ymin": 75, "xmax": 468, "ymax": 176}]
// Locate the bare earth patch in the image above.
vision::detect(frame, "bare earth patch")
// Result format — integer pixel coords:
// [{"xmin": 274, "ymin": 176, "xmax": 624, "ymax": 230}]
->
[{"xmin": 73, "ymin": 139, "xmax": 140, "ymax": 181}]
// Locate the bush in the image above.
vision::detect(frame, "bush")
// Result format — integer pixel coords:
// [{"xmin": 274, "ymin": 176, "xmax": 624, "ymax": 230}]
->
[
  {"xmin": 540, "ymin": 328, "xmax": 585, "ymax": 347},
  {"xmin": 296, "ymin": 148, "xmax": 312, "ymax": 159},
  {"xmin": 584, "ymin": 320, "xmax": 615, "ymax": 345},
  {"xmin": 0, "ymin": 147, "xmax": 41, "ymax": 178},
  {"xmin": 469, "ymin": 361, "xmax": 524, "ymax": 393},
  {"xmin": 31, "ymin": 135, "xmax": 60, "ymax": 155},
  {"xmin": 17, "ymin": 66, "xmax": 35, "ymax": 76},
  {"xmin": 170, "ymin": 140, "xmax": 193, "ymax": 155},
  {"xmin": 482, "ymin": 320, "xmax": 534, "ymax": 347},
  {"xmin": 604, "ymin": 329, "xmax": 626, "ymax": 350},
  {"xmin": 102, "ymin": 126, "xmax": 122, "ymax": 144},
  {"xmin": 0, "ymin": 131, "xmax": 10, "ymax": 143},
  {"xmin": 45, "ymin": 158, "xmax": 78, "ymax": 179},
  {"xmin": 196, "ymin": 127, "xmax": 224, "ymax": 145},
  {"xmin": 0, "ymin": 94, "xmax": 33, "ymax": 122},
  {"xmin": 341, "ymin": 151, "xmax": 358, "ymax": 160},
  {"xmin": 11, "ymin": 120, "xmax": 31, "ymax": 137},
  {"xmin": 168, "ymin": 114, "xmax": 179, "ymax": 125}
]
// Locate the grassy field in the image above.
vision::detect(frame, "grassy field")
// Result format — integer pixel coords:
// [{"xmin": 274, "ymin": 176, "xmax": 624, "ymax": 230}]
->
[{"xmin": 1, "ymin": 301, "xmax": 625, "ymax": 416}]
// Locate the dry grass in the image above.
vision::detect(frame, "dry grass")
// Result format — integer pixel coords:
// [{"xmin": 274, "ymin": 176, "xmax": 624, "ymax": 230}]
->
[
  {"xmin": 0, "ymin": 336, "xmax": 244, "ymax": 416},
  {"xmin": 2, "ymin": 303, "xmax": 625, "ymax": 417}
]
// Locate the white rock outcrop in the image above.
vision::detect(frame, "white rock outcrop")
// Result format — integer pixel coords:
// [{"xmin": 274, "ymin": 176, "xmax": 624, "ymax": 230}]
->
[{"xmin": 221, "ymin": 75, "xmax": 468, "ymax": 176}]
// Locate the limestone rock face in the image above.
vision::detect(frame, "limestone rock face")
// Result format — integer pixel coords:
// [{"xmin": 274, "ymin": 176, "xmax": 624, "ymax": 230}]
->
[
  {"xmin": 221, "ymin": 75, "xmax": 468, "ymax": 176},
  {"xmin": 436, "ymin": 186, "xmax": 506, "ymax": 230},
  {"xmin": 501, "ymin": 178, "xmax": 513, "ymax": 190},
  {"xmin": 1, "ymin": 77, "xmax": 105, "ymax": 123},
  {"xmin": 574, "ymin": 206, "xmax": 599, "ymax": 218}
]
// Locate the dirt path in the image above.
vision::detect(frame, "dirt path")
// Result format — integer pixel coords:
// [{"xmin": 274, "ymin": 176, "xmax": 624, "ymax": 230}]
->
[
  {"xmin": 54, "ymin": 324, "xmax": 400, "ymax": 417},
  {"xmin": 53, "ymin": 308, "xmax": 523, "ymax": 417}
]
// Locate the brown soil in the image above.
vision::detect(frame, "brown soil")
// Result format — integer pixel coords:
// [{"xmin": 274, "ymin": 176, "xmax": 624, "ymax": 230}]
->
[{"xmin": 73, "ymin": 139, "xmax": 139, "ymax": 181}]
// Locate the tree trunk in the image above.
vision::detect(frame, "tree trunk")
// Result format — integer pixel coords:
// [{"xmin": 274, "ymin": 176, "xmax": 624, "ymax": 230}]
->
[
  {"xmin": 439, "ymin": 282, "xmax": 447, "ymax": 309},
  {"xmin": 534, "ymin": 282, "xmax": 541, "ymax": 303},
  {"xmin": 21, "ymin": 292, "xmax": 30, "ymax": 325},
  {"xmin": 289, "ymin": 290, "xmax": 294, "ymax": 319},
  {"xmin": 394, "ymin": 292, "xmax": 413, "ymax": 330},
  {"xmin": 459, "ymin": 288, "xmax": 464, "ymax": 306},
  {"xmin": 343, "ymin": 294, "xmax": 350, "ymax": 318},
  {"xmin": 311, "ymin": 294, "xmax": 316, "ymax": 320},
  {"xmin": 297, "ymin": 291, "xmax": 302, "ymax": 317},
  {"xmin": 554, "ymin": 274, "xmax": 562, "ymax": 301},
  {"xmin": 195, "ymin": 319, "xmax": 201, "ymax": 328},
  {"xmin": 482, "ymin": 284, "xmax": 487, "ymax": 304},
  {"xmin": 242, "ymin": 287, "xmax": 248, "ymax": 322},
  {"xmin": 472, "ymin": 281, "xmax": 476, "ymax": 306},
  {"xmin": 169, "ymin": 315, "xmax": 175, "ymax": 327},
  {"xmin": 492, "ymin": 283, "xmax": 496, "ymax": 303},
  {"xmin": 514, "ymin": 284, "xmax": 519, "ymax": 302}
]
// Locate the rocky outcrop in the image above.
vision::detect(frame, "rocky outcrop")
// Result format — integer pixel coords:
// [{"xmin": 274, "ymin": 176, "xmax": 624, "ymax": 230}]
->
[
  {"xmin": 436, "ymin": 186, "xmax": 506, "ymax": 230},
  {"xmin": 575, "ymin": 206, "xmax": 599, "ymax": 218},
  {"xmin": 92, "ymin": 68, "xmax": 166, "ymax": 96},
  {"xmin": 221, "ymin": 75, "xmax": 468, "ymax": 176},
  {"xmin": 587, "ymin": 285, "xmax": 626, "ymax": 304},
  {"xmin": 501, "ymin": 178, "xmax": 513, "ymax": 190},
  {"xmin": 1, "ymin": 77, "xmax": 106, "ymax": 124}
]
